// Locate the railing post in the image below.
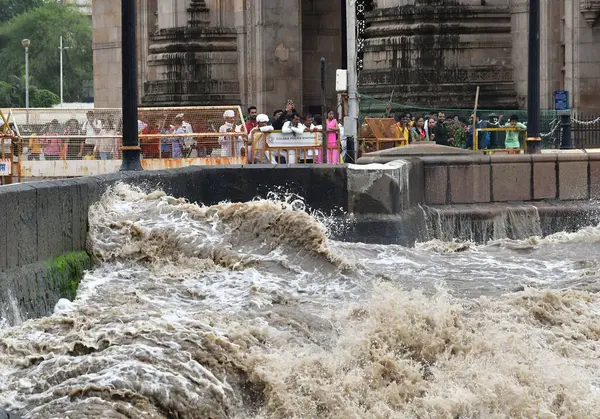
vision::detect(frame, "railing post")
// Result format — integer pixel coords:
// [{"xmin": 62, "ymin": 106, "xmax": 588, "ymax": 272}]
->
[
  {"xmin": 559, "ymin": 110, "xmax": 572, "ymax": 149},
  {"xmin": 320, "ymin": 57, "xmax": 327, "ymax": 164}
]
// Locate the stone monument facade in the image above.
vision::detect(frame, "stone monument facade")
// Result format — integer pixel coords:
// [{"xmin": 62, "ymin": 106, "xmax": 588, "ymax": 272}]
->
[{"xmin": 92, "ymin": 0, "xmax": 600, "ymax": 112}]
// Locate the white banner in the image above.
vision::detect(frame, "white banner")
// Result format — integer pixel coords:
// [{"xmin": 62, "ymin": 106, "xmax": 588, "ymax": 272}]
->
[{"xmin": 265, "ymin": 132, "xmax": 322, "ymax": 148}]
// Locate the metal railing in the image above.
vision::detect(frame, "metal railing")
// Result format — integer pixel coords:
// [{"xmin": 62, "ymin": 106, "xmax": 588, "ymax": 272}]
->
[
  {"xmin": 249, "ymin": 130, "xmax": 344, "ymax": 164},
  {"xmin": 474, "ymin": 127, "xmax": 527, "ymax": 154}
]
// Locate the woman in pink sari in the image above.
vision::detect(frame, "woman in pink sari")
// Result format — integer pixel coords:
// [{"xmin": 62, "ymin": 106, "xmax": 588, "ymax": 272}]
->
[{"xmin": 325, "ymin": 110, "xmax": 340, "ymax": 164}]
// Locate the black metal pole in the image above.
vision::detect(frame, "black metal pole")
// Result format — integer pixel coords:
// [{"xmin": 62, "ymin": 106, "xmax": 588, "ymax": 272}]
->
[
  {"xmin": 526, "ymin": 0, "xmax": 541, "ymax": 154},
  {"xmin": 120, "ymin": 0, "xmax": 143, "ymax": 171},
  {"xmin": 560, "ymin": 111, "xmax": 572, "ymax": 149},
  {"xmin": 320, "ymin": 57, "xmax": 327, "ymax": 164}
]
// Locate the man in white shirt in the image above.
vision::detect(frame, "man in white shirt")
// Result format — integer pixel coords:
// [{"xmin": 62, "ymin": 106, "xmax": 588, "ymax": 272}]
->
[
  {"xmin": 80, "ymin": 110, "xmax": 102, "ymax": 158},
  {"xmin": 218, "ymin": 110, "xmax": 243, "ymax": 157},
  {"xmin": 248, "ymin": 113, "xmax": 274, "ymax": 163},
  {"xmin": 280, "ymin": 114, "xmax": 306, "ymax": 164}
]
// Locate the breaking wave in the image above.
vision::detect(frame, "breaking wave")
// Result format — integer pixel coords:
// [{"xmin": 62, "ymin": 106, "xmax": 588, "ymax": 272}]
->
[{"xmin": 0, "ymin": 184, "xmax": 599, "ymax": 418}]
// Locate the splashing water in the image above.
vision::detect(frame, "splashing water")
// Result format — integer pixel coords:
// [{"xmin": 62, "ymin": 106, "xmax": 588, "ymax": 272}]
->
[{"xmin": 0, "ymin": 184, "xmax": 599, "ymax": 418}]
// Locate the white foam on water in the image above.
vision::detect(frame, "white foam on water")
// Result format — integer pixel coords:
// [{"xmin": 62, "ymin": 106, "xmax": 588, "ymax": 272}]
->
[{"xmin": 0, "ymin": 183, "xmax": 598, "ymax": 418}]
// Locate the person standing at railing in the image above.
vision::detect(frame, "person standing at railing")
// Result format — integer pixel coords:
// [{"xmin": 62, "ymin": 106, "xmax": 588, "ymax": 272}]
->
[
  {"xmin": 140, "ymin": 117, "xmax": 160, "ymax": 159},
  {"xmin": 281, "ymin": 113, "xmax": 307, "ymax": 164},
  {"xmin": 306, "ymin": 115, "xmax": 323, "ymax": 164},
  {"xmin": 393, "ymin": 115, "xmax": 410, "ymax": 147},
  {"xmin": 245, "ymin": 106, "xmax": 258, "ymax": 133},
  {"xmin": 27, "ymin": 131, "xmax": 42, "ymax": 161},
  {"xmin": 430, "ymin": 112, "xmax": 454, "ymax": 146},
  {"xmin": 79, "ymin": 111, "xmax": 102, "ymax": 158},
  {"xmin": 249, "ymin": 113, "xmax": 274, "ymax": 163},
  {"xmin": 219, "ymin": 110, "xmax": 243, "ymax": 157},
  {"xmin": 166, "ymin": 117, "xmax": 187, "ymax": 158},
  {"xmin": 94, "ymin": 115, "xmax": 119, "ymax": 160},
  {"xmin": 411, "ymin": 117, "xmax": 429, "ymax": 143},
  {"xmin": 40, "ymin": 119, "xmax": 63, "ymax": 161},
  {"xmin": 504, "ymin": 115, "xmax": 527, "ymax": 150},
  {"xmin": 63, "ymin": 119, "xmax": 81, "ymax": 160},
  {"xmin": 323, "ymin": 110, "xmax": 340, "ymax": 164}
]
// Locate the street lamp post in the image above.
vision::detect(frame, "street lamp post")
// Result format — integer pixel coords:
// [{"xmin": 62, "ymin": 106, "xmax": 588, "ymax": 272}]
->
[
  {"xmin": 120, "ymin": 0, "xmax": 143, "ymax": 171},
  {"xmin": 21, "ymin": 39, "xmax": 30, "ymax": 110},
  {"xmin": 526, "ymin": 0, "xmax": 541, "ymax": 154},
  {"xmin": 59, "ymin": 36, "xmax": 69, "ymax": 105}
]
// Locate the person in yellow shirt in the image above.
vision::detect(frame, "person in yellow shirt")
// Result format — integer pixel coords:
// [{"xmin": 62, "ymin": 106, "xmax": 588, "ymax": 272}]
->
[
  {"xmin": 393, "ymin": 114, "xmax": 410, "ymax": 147},
  {"xmin": 28, "ymin": 132, "xmax": 42, "ymax": 161}
]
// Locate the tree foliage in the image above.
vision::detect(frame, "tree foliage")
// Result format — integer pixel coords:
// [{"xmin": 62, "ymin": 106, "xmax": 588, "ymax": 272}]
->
[
  {"xmin": 0, "ymin": 0, "xmax": 45, "ymax": 23},
  {"xmin": 31, "ymin": 89, "xmax": 60, "ymax": 107},
  {"xmin": 0, "ymin": 2, "xmax": 92, "ymax": 106}
]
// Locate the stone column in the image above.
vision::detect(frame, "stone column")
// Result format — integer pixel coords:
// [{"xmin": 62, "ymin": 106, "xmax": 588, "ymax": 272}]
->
[
  {"xmin": 254, "ymin": 0, "xmax": 303, "ymax": 115},
  {"xmin": 572, "ymin": 0, "xmax": 600, "ymax": 112},
  {"xmin": 539, "ymin": 0, "xmax": 564, "ymax": 109},
  {"xmin": 510, "ymin": 0, "xmax": 529, "ymax": 109},
  {"xmin": 92, "ymin": 0, "xmax": 123, "ymax": 107}
]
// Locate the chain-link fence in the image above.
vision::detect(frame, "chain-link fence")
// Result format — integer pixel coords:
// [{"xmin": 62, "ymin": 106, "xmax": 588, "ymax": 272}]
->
[
  {"xmin": 137, "ymin": 106, "xmax": 248, "ymax": 159},
  {"xmin": 4, "ymin": 107, "xmax": 250, "ymax": 179}
]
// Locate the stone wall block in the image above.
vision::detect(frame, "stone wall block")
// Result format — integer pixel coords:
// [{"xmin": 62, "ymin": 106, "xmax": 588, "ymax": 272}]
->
[
  {"xmin": 491, "ymin": 162, "xmax": 532, "ymax": 202},
  {"xmin": 558, "ymin": 155, "xmax": 589, "ymax": 200},
  {"xmin": 17, "ymin": 185, "xmax": 38, "ymax": 267},
  {"xmin": 449, "ymin": 164, "xmax": 491, "ymax": 204},
  {"xmin": 424, "ymin": 166, "xmax": 448, "ymax": 205},
  {"xmin": 589, "ymin": 154, "xmax": 600, "ymax": 199}
]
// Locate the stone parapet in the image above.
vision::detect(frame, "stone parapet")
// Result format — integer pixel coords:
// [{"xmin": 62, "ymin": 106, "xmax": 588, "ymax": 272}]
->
[{"xmin": 421, "ymin": 152, "xmax": 594, "ymax": 204}]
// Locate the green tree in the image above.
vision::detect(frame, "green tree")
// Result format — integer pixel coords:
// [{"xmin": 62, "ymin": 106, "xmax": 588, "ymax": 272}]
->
[
  {"xmin": 31, "ymin": 89, "xmax": 60, "ymax": 107},
  {"xmin": 0, "ymin": 0, "xmax": 45, "ymax": 23},
  {"xmin": 0, "ymin": 3, "xmax": 92, "ymax": 104}
]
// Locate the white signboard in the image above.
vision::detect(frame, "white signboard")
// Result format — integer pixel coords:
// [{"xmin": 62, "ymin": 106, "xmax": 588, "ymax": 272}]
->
[
  {"xmin": 265, "ymin": 132, "xmax": 322, "ymax": 148},
  {"xmin": 0, "ymin": 159, "xmax": 11, "ymax": 175}
]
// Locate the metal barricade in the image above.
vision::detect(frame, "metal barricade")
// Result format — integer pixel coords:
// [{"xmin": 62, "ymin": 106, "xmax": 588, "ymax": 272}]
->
[
  {"xmin": 475, "ymin": 127, "xmax": 527, "ymax": 154},
  {"xmin": 250, "ymin": 130, "xmax": 343, "ymax": 164},
  {"xmin": 8, "ymin": 106, "xmax": 249, "ymax": 179},
  {"xmin": 358, "ymin": 118, "xmax": 409, "ymax": 155}
]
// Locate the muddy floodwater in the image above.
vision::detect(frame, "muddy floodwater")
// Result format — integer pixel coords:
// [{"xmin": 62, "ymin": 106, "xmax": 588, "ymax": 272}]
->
[{"xmin": 1, "ymin": 184, "xmax": 599, "ymax": 418}]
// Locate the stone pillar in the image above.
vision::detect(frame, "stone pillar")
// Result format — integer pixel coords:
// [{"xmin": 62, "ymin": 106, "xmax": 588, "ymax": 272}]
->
[
  {"xmin": 510, "ymin": 0, "xmax": 529, "ymax": 109},
  {"xmin": 142, "ymin": 0, "xmax": 241, "ymax": 106},
  {"xmin": 301, "ymin": 0, "xmax": 343, "ymax": 115},
  {"xmin": 92, "ymin": 0, "xmax": 123, "ymax": 107},
  {"xmin": 570, "ymin": 0, "xmax": 600, "ymax": 112},
  {"xmin": 93, "ymin": 0, "xmax": 152, "ymax": 107},
  {"xmin": 360, "ymin": 0, "xmax": 517, "ymax": 111},
  {"xmin": 253, "ymin": 0, "xmax": 303, "ymax": 115},
  {"xmin": 539, "ymin": 0, "xmax": 563, "ymax": 109}
]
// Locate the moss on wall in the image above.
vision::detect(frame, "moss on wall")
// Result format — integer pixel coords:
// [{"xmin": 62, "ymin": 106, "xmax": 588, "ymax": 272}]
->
[{"xmin": 45, "ymin": 251, "xmax": 91, "ymax": 301}]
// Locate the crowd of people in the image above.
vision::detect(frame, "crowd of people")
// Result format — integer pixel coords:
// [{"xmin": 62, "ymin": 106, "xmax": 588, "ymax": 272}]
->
[
  {"xmin": 12, "ymin": 104, "xmax": 527, "ymax": 163},
  {"xmin": 381, "ymin": 106, "xmax": 528, "ymax": 151},
  {"xmin": 20, "ymin": 111, "xmax": 121, "ymax": 161}
]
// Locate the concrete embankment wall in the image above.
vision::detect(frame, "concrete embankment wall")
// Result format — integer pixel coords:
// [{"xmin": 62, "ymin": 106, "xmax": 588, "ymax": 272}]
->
[
  {"xmin": 0, "ymin": 166, "xmax": 348, "ymax": 324},
  {"xmin": 1, "ymin": 158, "xmax": 598, "ymax": 325}
]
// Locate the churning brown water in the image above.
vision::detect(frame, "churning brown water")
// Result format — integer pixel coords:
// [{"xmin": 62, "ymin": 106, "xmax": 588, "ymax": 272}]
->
[{"xmin": 1, "ymin": 184, "xmax": 600, "ymax": 418}]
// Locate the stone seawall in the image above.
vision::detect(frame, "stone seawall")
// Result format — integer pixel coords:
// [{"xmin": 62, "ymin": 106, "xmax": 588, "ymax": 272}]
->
[
  {"xmin": 0, "ymin": 159, "xmax": 598, "ymax": 326},
  {"xmin": 422, "ymin": 153, "xmax": 600, "ymax": 205},
  {"xmin": 0, "ymin": 166, "xmax": 349, "ymax": 325}
]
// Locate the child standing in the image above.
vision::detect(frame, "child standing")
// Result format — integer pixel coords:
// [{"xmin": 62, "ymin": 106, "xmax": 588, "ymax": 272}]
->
[{"xmin": 504, "ymin": 115, "xmax": 527, "ymax": 149}]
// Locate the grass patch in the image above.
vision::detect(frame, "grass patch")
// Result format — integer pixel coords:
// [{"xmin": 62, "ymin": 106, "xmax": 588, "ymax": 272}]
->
[{"xmin": 45, "ymin": 251, "xmax": 92, "ymax": 301}]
